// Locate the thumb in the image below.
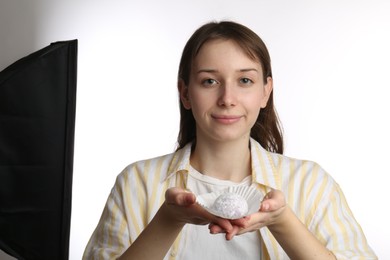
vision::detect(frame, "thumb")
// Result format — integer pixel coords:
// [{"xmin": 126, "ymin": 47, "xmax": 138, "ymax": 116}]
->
[
  {"xmin": 260, "ymin": 189, "xmax": 285, "ymax": 211},
  {"xmin": 165, "ymin": 187, "xmax": 196, "ymax": 206},
  {"xmin": 179, "ymin": 191, "xmax": 196, "ymax": 206}
]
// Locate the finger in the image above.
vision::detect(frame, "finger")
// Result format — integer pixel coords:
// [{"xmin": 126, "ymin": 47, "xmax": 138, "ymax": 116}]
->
[
  {"xmin": 204, "ymin": 213, "xmax": 234, "ymax": 233},
  {"xmin": 237, "ymin": 211, "xmax": 268, "ymax": 229},
  {"xmin": 182, "ymin": 191, "xmax": 196, "ymax": 205},
  {"xmin": 225, "ymin": 225, "xmax": 240, "ymax": 240},
  {"xmin": 260, "ymin": 202, "xmax": 271, "ymax": 211},
  {"xmin": 230, "ymin": 215, "xmax": 251, "ymax": 228},
  {"xmin": 209, "ymin": 223, "xmax": 225, "ymax": 234},
  {"xmin": 261, "ymin": 189, "xmax": 285, "ymax": 211},
  {"xmin": 165, "ymin": 188, "xmax": 196, "ymax": 206},
  {"xmin": 211, "ymin": 217, "xmax": 233, "ymax": 233}
]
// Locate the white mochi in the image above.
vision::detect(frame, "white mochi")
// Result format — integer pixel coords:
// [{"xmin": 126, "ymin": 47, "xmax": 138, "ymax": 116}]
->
[{"xmin": 212, "ymin": 192, "xmax": 248, "ymax": 219}]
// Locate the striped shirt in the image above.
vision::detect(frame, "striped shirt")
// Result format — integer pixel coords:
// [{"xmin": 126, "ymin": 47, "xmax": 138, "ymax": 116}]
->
[{"xmin": 83, "ymin": 138, "xmax": 377, "ymax": 259}]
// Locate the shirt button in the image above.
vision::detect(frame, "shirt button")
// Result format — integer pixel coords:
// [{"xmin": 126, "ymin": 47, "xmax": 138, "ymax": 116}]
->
[{"xmin": 170, "ymin": 250, "xmax": 176, "ymax": 257}]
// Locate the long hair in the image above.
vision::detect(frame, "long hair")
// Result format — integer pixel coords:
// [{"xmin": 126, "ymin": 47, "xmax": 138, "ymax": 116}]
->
[{"xmin": 176, "ymin": 21, "xmax": 284, "ymax": 154}]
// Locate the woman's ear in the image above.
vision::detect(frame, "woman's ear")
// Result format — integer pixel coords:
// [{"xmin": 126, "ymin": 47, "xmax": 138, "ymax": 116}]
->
[
  {"xmin": 178, "ymin": 79, "xmax": 191, "ymax": 109},
  {"xmin": 260, "ymin": 77, "xmax": 273, "ymax": 108}
]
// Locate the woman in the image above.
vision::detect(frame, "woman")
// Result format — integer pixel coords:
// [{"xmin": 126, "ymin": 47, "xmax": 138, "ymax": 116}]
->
[{"xmin": 83, "ymin": 21, "xmax": 376, "ymax": 259}]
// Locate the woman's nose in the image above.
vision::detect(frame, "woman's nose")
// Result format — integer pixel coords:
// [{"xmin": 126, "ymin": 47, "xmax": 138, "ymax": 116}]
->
[{"xmin": 217, "ymin": 83, "xmax": 237, "ymax": 107}]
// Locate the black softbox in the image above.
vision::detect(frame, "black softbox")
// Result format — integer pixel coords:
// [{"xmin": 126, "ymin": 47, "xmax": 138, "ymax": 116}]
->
[{"xmin": 0, "ymin": 40, "xmax": 77, "ymax": 259}]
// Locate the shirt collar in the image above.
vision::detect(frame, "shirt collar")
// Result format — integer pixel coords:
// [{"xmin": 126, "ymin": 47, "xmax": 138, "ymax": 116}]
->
[
  {"xmin": 162, "ymin": 142, "xmax": 192, "ymax": 182},
  {"xmin": 163, "ymin": 138, "xmax": 281, "ymax": 190},
  {"xmin": 249, "ymin": 138, "xmax": 281, "ymax": 190}
]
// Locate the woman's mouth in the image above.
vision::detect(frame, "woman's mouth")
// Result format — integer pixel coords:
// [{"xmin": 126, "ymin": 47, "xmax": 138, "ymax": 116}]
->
[{"xmin": 211, "ymin": 114, "xmax": 242, "ymax": 124}]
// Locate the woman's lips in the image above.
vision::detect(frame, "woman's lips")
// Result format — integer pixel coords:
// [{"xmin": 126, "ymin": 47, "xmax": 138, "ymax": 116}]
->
[{"xmin": 211, "ymin": 114, "xmax": 242, "ymax": 124}]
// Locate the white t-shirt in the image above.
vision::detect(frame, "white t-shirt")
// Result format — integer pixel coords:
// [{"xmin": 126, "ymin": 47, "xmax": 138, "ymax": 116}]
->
[{"xmin": 177, "ymin": 166, "xmax": 262, "ymax": 260}]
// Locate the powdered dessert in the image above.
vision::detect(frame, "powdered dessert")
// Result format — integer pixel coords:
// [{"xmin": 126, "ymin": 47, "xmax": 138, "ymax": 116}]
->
[
  {"xmin": 196, "ymin": 186, "xmax": 263, "ymax": 219},
  {"xmin": 212, "ymin": 192, "xmax": 248, "ymax": 219}
]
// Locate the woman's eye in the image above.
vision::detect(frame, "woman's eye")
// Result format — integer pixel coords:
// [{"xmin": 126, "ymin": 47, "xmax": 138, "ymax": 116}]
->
[
  {"xmin": 240, "ymin": 78, "xmax": 253, "ymax": 84},
  {"xmin": 202, "ymin": 78, "xmax": 218, "ymax": 86}
]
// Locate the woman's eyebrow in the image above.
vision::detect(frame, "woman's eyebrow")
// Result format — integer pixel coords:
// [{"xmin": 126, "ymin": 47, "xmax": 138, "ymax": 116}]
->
[
  {"xmin": 197, "ymin": 68, "xmax": 258, "ymax": 73},
  {"xmin": 197, "ymin": 69, "xmax": 219, "ymax": 74},
  {"xmin": 239, "ymin": 68, "xmax": 259, "ymax": 73}
]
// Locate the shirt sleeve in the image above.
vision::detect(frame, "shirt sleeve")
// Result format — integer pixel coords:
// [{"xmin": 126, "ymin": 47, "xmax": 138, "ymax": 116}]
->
[
  {"xmin": 82, "ymin": 176, "xmax": 131, "ymax": 260},
  {"xmin": 309, "ymin": 181, "xmax": 377, "ymax": 260}
]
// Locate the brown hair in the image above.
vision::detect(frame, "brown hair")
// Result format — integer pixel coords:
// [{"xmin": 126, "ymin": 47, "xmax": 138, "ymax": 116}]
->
[{"xmin": 176, "ymin": 21, "xmax": 284, "ymax": 154}]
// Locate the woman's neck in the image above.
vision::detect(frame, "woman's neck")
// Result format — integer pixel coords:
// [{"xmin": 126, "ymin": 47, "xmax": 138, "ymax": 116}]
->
[{"xmin": 190, "ymin": 137, "xmax": 252, "ymax": 183}]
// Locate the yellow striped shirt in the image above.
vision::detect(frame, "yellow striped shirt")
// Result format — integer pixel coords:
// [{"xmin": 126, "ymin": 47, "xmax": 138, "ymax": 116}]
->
[{"xmin": 83, "ymin": 138, "xmax": 377, "ymax": 259}]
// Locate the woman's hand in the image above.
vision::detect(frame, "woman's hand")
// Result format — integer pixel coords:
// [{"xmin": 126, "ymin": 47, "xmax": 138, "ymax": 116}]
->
[
  {"xmin": 208, "ymin": 189, "xmax": 287, "ymax": 240},
  {"xmin": 163, "ymin": 187, "xmax": 234, "ymax": 232},
  {"xmin": 118, "ymin": 187, "xmax": 233, "ymax": 260}
]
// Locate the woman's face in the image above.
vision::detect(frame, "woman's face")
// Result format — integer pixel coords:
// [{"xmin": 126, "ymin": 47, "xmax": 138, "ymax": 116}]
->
[{"xmin": 180, "ymin": 39, "xmax": 273, "ymax": 144}]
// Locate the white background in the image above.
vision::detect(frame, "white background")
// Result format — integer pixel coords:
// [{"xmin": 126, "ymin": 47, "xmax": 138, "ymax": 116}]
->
[{"xmin": 1, "ymin": 0, "xmax": 389, "ymax": 259}]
